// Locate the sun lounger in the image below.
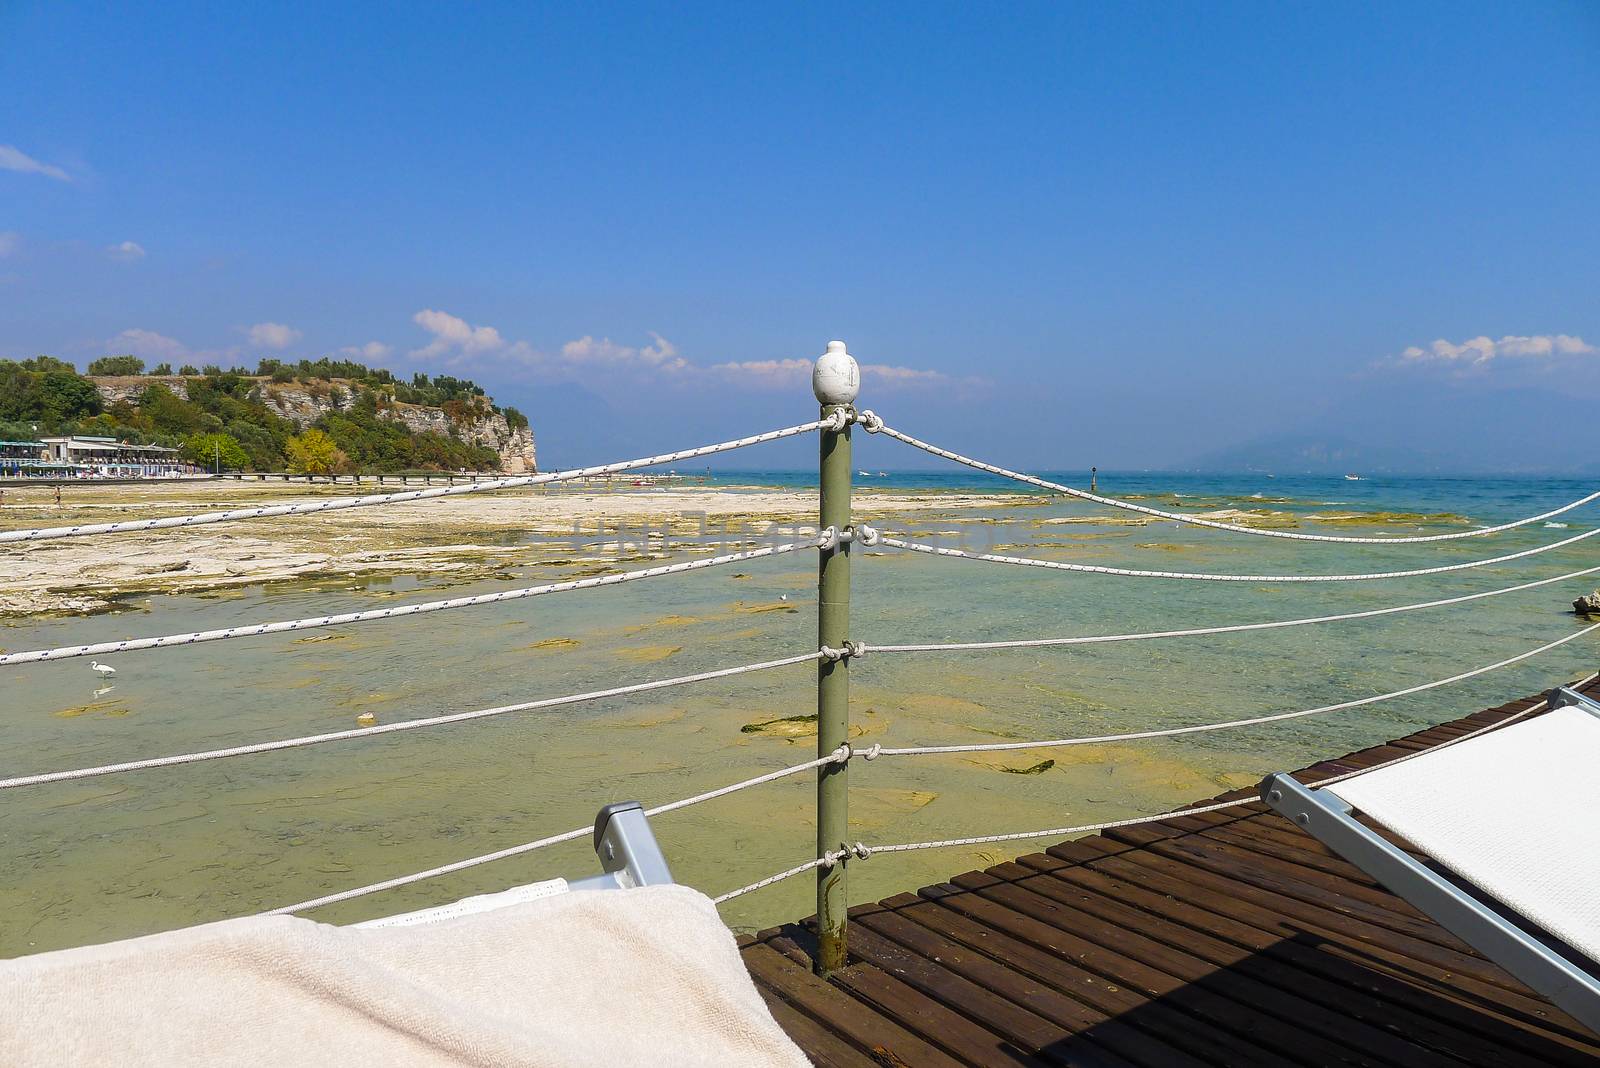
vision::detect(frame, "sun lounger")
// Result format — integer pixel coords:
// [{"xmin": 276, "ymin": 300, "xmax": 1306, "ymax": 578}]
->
[
  {"xmin": 0, "ymin": 802, "xmax": 807, "ymax": 1067},
  {"xmin": 1261, "ymin": 686, "xmax": 1600, "ymax": 1034}
]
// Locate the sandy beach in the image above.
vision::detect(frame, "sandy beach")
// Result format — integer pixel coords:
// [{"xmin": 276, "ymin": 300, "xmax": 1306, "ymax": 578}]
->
[{"xmin": 0, "ymin": 479, "xmax": 1023, "ymax": 616}]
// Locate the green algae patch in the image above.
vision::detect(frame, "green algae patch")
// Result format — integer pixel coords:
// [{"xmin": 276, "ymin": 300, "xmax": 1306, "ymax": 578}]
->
[
  {"xmin": 624, "ymin": 613, "xmax": 702, "ymax": 633},
  {"xmin": 1308, "ymin": 510, "xmax": 1469, "ymax": 527},
  {"xmin": 606, "ymin": 706, "xmax": 687, "ymax": 729},
  {"xmin": 734, "ymin": 601, "xmax": 800, "ymax": 615},
  {"xmin": 291, "ymin": 633, "xmax": 346, "ymax": 645},
  {"xmin": 850, "ymin": 787, "xmax": 939, "ymax": 830},
  {"xmin": 617, "ymin": 645, "xmax": 682, "ymax": 663},
  {"xmin": 526, "ymin": 637, "xmax": 580, "ymax": 651},
  {"xmin": 1213, "ymin": 771, "xmax": 1261, "ymax": 790},
  {"xmin": 741, "ymin": 713, "xmax": 817, "ymax": 736},
  {"xmin": 54, "ymin": 700, "xmax": 130, "ymax": 719},
  {"xmin": 1001, "ymin": 759, "xmax": 1056, "ymax": 775}
]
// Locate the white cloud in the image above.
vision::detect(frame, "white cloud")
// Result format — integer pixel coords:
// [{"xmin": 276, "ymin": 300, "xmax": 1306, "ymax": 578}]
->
[
  {"xmin": 0, "ymin": 231, "xmax": 19, "ymax": 258},
  {"xmin": 109, "ymin": 328, "xmax": 187, "ymax": 361},
  {"xmin": 561, "ymin": 332, "xmax": 689, "ymax": 373},
  {"xmin": 1400, "ymin": 334, "xmax": 1596, "ymax": 366},
  {"xmin": 248, "ymin": 322, "xmax": 302, "ymax": 350},
  {"xmin": 400, "ymin": 311, "xmax": 955, "ymax": 393},
  {"xmin": 703, "ymin": 359, "xmax": 951, "ymax": 390},
  {"xmin": 411, "ymin": 309, "xmax": 505, "ymax": 360},
  {"xmin": 106, "ymin": 240, "xmax": 145, "ymax": 262},
  {"xmin": 0, "ymin": 144, "xmax": 71, "ymax": 182},
  {"xmin": 706, "ymin": 358, "xmax": 812, "ymax": 387},
  {"xmin": 863, "ymin": 364, "xmax": 949, "ymax": 386},
  {"xmin": 340, "ymin": 341, "xmax": 392, "ymax": 361}
]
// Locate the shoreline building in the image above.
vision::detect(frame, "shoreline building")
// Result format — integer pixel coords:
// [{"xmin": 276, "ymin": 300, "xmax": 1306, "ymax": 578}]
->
[
  {"xmin": 0, "ymin": 439, "xmax": 77, "ymax": 478},
  {"xmin": 35, "ymin": 436, "xmax": 192, "ymax": 478}
]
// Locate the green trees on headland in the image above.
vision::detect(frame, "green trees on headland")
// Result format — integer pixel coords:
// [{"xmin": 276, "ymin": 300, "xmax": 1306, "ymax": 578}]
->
[
  {"xmin": 284, "ymin": 428, "xmax": 341, "ymax": 474},
  {"xmin": 86, "ymin": 355, "xmax": 146, "ymax": 376},
  {"xmin": 0, "ymin": 355, "xmax": 509, "ymax": 473},
  {"xmin": 183, "ymin": 432, "xmax": 251, "ymax": 471}
]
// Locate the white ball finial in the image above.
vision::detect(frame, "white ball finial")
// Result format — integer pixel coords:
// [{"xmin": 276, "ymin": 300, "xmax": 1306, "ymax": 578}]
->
[{"xmin": 812, "ymin": 340, "xmax": 860, "ymax": 406}]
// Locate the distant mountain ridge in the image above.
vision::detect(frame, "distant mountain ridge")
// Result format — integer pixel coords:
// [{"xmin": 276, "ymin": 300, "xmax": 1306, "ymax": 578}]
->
[{"xmin": 1187, "ymin": 379, "xmax": 1599, "ymax": 476}]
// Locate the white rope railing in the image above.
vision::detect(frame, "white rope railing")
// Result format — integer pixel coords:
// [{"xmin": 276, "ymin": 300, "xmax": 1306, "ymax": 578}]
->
[
  {"xmin": 876, "ymin": 526, "xmax": 1599, "ymax": 583},
  {"xmin": 0, "ymin": 420, "xmax": 830, "ymax": 544},
  {"xmin": 710, "ymin": 675, "xmax": 1590, "ymax": 901},
  {"xmin": 0, "ymin": 652, "xmax": 824, "ymax": 790},
  {"xmin": 869, "ymin": 563, "xmax": 1600, "ymax": 653},
  {"xmin": 868, "ymin": 621, "xmax": 1599, "ymax": 757},
  {"xmin": 713, "ymin": 856, "xmax": 836, "ymax": 904},
  {"xmin": 267, "ymin": 745, "xmax": 851, "ymax": 916},
  {"xmin": 0, "ymin": 537, "xmax": 825, "ymax": 667},
  {"xmin": 16, "ymin": 568, "xmax": 1593, "ymax": 789},
  {"xmin": 862, "ymin": 414, "xmax": 1600, "ymax": 544}
]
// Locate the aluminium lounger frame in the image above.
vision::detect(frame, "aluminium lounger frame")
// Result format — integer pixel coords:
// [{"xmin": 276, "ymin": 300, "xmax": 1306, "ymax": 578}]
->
[{"xmin": 1260, "ymin": 686, "xmax": 1600, "ymax": 1035}]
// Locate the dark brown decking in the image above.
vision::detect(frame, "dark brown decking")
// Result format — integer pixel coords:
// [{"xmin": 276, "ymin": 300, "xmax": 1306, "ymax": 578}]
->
[{"xmin": 741, "ymin": 674, "xmax": 1600, "ymax": 1067}]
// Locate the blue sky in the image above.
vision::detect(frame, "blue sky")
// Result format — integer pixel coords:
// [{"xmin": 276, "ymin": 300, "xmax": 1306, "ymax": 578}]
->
[{"xmin": 3, "ymin": 2, "xmax": 1598, "ymax": 471}]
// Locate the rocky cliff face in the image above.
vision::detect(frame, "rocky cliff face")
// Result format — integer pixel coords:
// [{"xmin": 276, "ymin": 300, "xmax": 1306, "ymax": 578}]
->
[
  {"xmin": 90, "ymin": 376, "xmax": 536, "ymax": 472},
  {"xmin": 92, "ymin": 375, "xmax": 190, "ymax": 405}
]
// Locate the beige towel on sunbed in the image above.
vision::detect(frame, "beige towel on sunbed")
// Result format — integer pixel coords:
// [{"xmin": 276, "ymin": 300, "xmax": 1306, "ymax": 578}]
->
[{"xmin": 0, "ymin": 884, "xmax": 807, "ymax": 1067}]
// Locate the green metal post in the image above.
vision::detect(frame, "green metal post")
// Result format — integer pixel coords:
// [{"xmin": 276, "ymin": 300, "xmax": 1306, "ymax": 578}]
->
[{"xmin": 813, "ymin": 340, "xmax": 859, "ymax": 975}]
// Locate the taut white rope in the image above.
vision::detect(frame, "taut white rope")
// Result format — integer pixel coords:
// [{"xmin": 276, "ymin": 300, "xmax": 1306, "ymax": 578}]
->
[
  {"xmin": 712, "ymin": 856, "xmax": 836, "ymax": 904},
  {"xmin": 869, "ymin": 621, "xmax": 1600, "ymax": 757},
  {"xmin": 712, "ymin": 675, "xmax": 1593, "ymax": 898},
  {"xmin": 0, "ymin": 420, "xmax": 830, "ymax": 544},
  {"xmin": 0, "ymin": 538, "xmax": 818, "ymax": 666},
  {"xmin": 870, "ymin": 563, "xmax": 1600, "ymax": 654},
  {"xmin": 866, "ymin": 416, "xmax": 1600, "ymax": 544},
  {"xmin": 0, "ymin": 652, "xmax": 824, "ymax": 790},
  {"xmin": 268, "ymin": 745, "xmax": 850, "ymax": 916},
  {"xmin": 877, "ymin": 527, "xmax": 1600, "ymax": 583}
]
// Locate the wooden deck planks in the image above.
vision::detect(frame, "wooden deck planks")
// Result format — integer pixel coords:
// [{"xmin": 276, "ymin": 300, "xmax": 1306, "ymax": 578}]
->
[{"xmin": 741, "ymin": 675, "xmax": 1600, "ymax": 1066}]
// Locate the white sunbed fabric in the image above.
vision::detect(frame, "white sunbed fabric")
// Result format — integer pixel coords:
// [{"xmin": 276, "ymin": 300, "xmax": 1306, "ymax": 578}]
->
[
  {"xmin": 1328, "ymin": 703, "xmax": 1600, "ymax": 965},
  {"xmin": 0, "ymin": 883, "xmax": 808, "ymax": 1068}
]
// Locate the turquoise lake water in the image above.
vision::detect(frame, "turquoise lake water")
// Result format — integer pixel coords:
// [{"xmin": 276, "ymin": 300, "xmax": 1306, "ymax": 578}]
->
[{"xmin": 2, "ymin": 468, "xmax": 1596, "ymax": 954}]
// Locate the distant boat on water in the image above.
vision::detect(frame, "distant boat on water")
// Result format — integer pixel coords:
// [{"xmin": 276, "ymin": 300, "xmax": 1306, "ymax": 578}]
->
[{"xmin": 1344, "ymin": 473, "xmax": 1363, "ymax": 481}]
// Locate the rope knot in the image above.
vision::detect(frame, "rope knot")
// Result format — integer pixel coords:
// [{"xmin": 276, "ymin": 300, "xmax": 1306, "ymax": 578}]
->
[
  {"xmin": 861, "ymin": 742, "xmax": 882, "ymax": 761},
  {"xmin": 829, "ymin": 743, "xmax": 852, "ymax": 764},
  {"xmin": 819, "ymin": 409, "xmax": 851, "ymax": 432},
  {"xmin": 815, "ymin": 525, "xmax": 841, "ymax": 551},
  {"xmin": 855, "ymin": 409, "xmax": 884, "ymax": 433},
  {"xmin": 849, "ymin": 842, "xmax": 872, "ymax": 860},
  {"xmin": 854, "ymin": 523, "xmax": 880, "ymax": 546},
  {"xmin": 843, "ymin": 639, "xmax": 868, "ymax": 660},
  {"xmin": 819, "ymin": 644, "xmax": 846, "ymax": 662}
]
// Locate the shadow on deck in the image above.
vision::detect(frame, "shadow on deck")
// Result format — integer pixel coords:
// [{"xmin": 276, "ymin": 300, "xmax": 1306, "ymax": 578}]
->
[{"xmin": 740, "ymin": 675, "xmax": 1600, "ymax": 1067}]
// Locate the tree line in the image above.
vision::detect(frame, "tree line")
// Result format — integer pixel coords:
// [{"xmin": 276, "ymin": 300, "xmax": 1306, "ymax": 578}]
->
[{"xmin": 0, "ymin": 355, "xmax": 527, "ymax": 474}]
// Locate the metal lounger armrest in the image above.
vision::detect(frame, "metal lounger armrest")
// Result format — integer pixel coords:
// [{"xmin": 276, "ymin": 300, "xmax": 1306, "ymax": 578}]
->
[
  {"xmin": 567, "ymin": 801, "xmax": 675, "ymax": 891},
  {"xmin": 1260, "ymin": 770, "xmax": 1600, "ymax": 1034}
]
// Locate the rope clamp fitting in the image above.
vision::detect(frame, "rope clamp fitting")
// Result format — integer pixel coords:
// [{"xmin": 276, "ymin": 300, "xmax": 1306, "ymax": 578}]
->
[{"xmin": 816, "ymin": 525, "xmax": 849, "ymax": 551}]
